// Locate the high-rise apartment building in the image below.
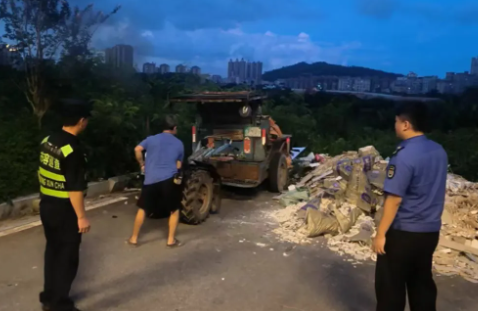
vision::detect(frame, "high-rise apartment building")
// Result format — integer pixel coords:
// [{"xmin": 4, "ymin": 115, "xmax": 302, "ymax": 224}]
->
[
  {"xmin": 190, "ymin": 66, "xmax": 201, "ymax": 75},
  {"xmin": 445, "ymin": 72, "xmax": 455, "ymax": 81},
  {"xmin": 143, "ymin": 62, "xmax": 156, "ymax": 74},
  {"xmin": 227, "ymin": 58, "xmax": 263, "ymax": 84},
  {"xmin": 471, "ymin": 56, "xmax": 478, "ymax": 75},
  {"xmin": 105, "ymin": 44, "xmax": 134, "ymax": 68},
  {"xmin": 352, "ymin": 78, "xmax": 371, "ymax": 92},
  {"xmin": 338, "ymin": 77, "xmax": 354, "ymax": 91},
  {"xmin": 176, "ymin": 64, "xmax": 187, "ymax": 73},
  {"xmin": 421, "ymin": 76, "xmax": 438, "ymax": 94},
  {"xmin": 158, "ymin": 64, "xmax": 170, "ymax": 74}
]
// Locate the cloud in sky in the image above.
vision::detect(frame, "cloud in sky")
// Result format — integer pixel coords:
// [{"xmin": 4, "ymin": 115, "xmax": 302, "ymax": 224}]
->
[
  {"xmin": 92, "ymin": 19, "xmax": 362, "ymax": 75},
  {"xmin": 83, "ymin": 0, "xmax": 324, "ymax": 31},
  {"xmin": 6, "ymin": 0, "xmax": 475, "ymax": 76},
  {"xmin": 357, "ymin": 0, "xmax": 478, "ymax": 25}
]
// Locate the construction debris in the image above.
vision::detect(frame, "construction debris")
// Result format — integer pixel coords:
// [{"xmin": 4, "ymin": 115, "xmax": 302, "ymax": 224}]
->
[{"xmin": 266, "ymin": 145, "xmax": 478, "ymax": 282}]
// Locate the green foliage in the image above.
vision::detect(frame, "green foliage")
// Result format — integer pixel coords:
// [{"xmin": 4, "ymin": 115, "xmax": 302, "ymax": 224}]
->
[
  {"xmin": 0, "ymin": 112, "xmax": 40, "ymax": 201},
  {"xmin": 262, "ymin": 61, "xmax": 401, "ymax": 81},
  {"xmin": 0, "ymin": 0, "xmax": 120, "ymax": 125},
  {"xmin": 265, "ymin": 90, "xmax": 478, "ymax": 183}
]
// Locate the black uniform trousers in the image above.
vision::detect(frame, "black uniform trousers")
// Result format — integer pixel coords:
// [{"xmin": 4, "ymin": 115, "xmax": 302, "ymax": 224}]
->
[
  {"xmin": 39, "ymin": 203, "xmax": 82, "ymax": 311},
  {"xmin": 375, "ymin": 229, "xmax": 439, "ymax": 311}
]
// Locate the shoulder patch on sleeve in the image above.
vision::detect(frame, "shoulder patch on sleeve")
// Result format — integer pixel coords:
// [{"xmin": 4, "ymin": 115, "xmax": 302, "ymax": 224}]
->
[
  {"xmin": 387, "ymin": 165, "xmax": 396, "ymax": 179},
  {"xmin": 392, "ymin": 146, "xmax": 404, "ymax": 156}
]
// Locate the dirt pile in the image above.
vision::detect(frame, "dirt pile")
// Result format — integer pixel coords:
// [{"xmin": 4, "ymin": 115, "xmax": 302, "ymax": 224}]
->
[{"xmin": 267, "ymin": 146, "xmax": 478, "ymax": 282}]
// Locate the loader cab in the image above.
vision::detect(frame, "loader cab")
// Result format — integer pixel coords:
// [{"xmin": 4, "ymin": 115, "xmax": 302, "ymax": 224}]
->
[{"xmin": 170, "ymin": 91, "xmax": 290, "ymax": 192}]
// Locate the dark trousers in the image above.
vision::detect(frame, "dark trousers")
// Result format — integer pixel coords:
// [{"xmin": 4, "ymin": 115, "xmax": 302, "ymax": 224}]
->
[
  {"xmin": 39, "ymin": 203, "xmax": 82, "ymax": 311},
  {"xmin": 375, "ymin": 229, "xmax": 439, "ymax": 311}
]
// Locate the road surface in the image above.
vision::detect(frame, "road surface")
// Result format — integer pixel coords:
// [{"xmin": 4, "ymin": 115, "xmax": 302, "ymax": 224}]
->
[{"xmin": 0, "ymin": 189, "xmax": 477, "ymax": 311}]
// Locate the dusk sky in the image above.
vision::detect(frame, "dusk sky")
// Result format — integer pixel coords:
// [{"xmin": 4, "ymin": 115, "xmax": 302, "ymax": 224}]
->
[{"xmin": 15, "ymin": 1, "xmax": 478, "ymax": 77}]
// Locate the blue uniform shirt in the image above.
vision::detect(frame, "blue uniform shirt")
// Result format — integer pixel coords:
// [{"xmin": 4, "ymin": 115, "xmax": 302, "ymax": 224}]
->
[
  {"xmin": 139, "ymin": 133, "xmax": 184, "ymax": 185},
  {"xmin": 383, "ymin": 135, "xmax": 448, "ymax": 233}
]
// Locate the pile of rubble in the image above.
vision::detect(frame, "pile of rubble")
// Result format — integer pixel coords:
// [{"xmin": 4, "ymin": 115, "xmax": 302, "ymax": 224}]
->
[{"xmin": 268, "ymin": 146, "xmax": 478, "ymax": 282}]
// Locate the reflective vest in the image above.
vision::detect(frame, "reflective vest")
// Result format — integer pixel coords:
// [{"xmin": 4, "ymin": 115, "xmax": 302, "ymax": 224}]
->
[{"xmin": 38, "ymin": 136, "xmax": 75, "ymax": 199}]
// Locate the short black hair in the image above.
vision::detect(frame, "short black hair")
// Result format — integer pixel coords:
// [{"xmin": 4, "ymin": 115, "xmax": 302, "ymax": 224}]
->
[
  {"xmin": 395, "ymin": 101, "xmax": 429, "ymax": 132},
  {"xmin": 59, "ymin": 98, "xmax": 92, "ymax": 126},
  {"xmin": 163, "ymin": 114, "xmax": 178, "ymax": 131}
]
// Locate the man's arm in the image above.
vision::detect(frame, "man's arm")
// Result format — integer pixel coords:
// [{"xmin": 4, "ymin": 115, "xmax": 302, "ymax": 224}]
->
[
  {"xmin": 135, "ymin": 137, "xmax": 150, "ymax": 172},
  {"xmin": 373, "ymin": 155, "xmax": 412, "ymax": 254},
  {"xmin": 69, "ymin": 192, "xmax": 87, "ymax": 218},
  {"xmin": 376, "ymin": 194, "xmax": 402, "ymax": 235},
  {"xmin": 176, "ymin": 141, "xmax": 184, "ymax": 171},
  {"xmin": 64, "ymin": 151, "xmax": 90, "ymax": 233},
  {"xmin": 135, "ymin": 145, "xmax": 145, "ymax": 167}
]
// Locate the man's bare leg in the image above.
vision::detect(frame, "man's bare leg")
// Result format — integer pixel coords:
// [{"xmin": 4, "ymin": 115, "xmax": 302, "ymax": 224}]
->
[
  {"xmin": 167, "ymin": 209, "xmax": 180, "ymax": 245},
  {"xmin": 128, "ymin": 208, "xmax": 146, "ymax": 244}
]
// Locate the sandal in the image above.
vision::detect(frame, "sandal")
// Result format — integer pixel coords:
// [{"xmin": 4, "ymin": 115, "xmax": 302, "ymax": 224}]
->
[
  {"xmin": 167, "ymin": 239, "xmax": 182, "ymax": 248},
  {"xmin": 125, "ymin": 239, "xmax": 138, "ymax": 247}
]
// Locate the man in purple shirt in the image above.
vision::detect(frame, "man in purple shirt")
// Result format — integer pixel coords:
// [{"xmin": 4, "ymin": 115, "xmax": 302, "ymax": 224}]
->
[
  {"xmin": 374, "ymin": 102, "xmax": 448, "ymax": 311},
  {"xmin": 127, "ymin": 115, "xmax": 184, "ymax": 247}
]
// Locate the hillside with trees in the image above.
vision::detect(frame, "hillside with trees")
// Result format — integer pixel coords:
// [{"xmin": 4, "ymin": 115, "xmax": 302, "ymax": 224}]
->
[{"xmin": 262, "ymin": 61, "xmax": 402, "ymax": 81}]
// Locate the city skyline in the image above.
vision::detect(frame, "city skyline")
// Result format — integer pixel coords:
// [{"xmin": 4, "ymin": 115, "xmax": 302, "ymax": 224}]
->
[{"xmin": 87, "ymin": 0, "xmax": 478, "ymax": 77}]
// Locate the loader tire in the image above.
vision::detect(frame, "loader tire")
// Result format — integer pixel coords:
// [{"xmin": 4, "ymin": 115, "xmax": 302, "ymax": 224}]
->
[
  {"xmin": 269, "ymin": 152, "xmax": 288, "ymax": 193},
  {"xmin": 181, "ymin": 170, "xmax": 214, "ymax": 225},
  {"xmin": 210, "ymin": 180, "xmax": 222, "ymax": 214}
]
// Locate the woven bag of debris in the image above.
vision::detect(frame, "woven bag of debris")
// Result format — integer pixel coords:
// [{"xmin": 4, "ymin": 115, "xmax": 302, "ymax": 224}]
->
[
  {"xmin": 358, "ymin": 155, "xmax": 375, "ymax": 172},
  {"xmin": 334, "ymin": 204, "xmax": 364, "ymax": 233},
  {"xmin": 323, "ymin": 178, "xmax": 347, "ymax": 196},
  {"xmin": 345, "ymin": 162, "xmax": 374, "ymax": 213},
  {"xmin": 336, "ymin": 158, "xmax": 355, "ymax": 181},
  {"xmin": 305, "ymin": 208, "xmax": 339, "ymax": 237},
  {"xmin": 367, "ymin": 168, "xmax": 387, "ymax": 190},
  {"xmin": 300, "ymin": 197, "xmax": 321, "ymax": 211},
  {"xmin": 358, "ymin": 145, "xmax": 381, "ymax": 159}
]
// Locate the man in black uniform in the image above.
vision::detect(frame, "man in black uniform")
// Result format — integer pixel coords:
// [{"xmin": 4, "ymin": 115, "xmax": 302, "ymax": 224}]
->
[{"xmin": 38, "ymin": 99, "xmax": 92, "ymax": 311}]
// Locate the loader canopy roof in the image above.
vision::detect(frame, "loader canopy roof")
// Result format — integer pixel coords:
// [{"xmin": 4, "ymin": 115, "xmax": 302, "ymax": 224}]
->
[
  {"xmin": 171, "ymin": 91, "xmax": 267, "ymax": 126},
  {"xmin": 170, "ymin": 91, "xmax": 266, "ymax": 103}
]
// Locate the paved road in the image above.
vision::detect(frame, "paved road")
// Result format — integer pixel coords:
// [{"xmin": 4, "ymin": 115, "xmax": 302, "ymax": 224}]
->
[{"xmin": 1, "ymin": 189, "xmax": 477, "ymax": 311}]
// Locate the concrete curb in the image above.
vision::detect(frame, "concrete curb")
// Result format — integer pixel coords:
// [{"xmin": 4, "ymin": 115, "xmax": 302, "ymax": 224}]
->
[
  {"xmin": 0, "ymin": 195, "xmax": 131, "ymax": 238},
  {"xmin": 0, "ymin": 173, "xmax": 139, "ymax": 221}
]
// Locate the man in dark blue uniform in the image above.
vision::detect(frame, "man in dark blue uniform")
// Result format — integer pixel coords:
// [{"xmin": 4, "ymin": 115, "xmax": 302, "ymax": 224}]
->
[
  {"xmin": 374, "ymin": 101, "xmax": 448, "ymax": 311},
  {"xmin": 38, "ymin": 99, "xmax": 92, "ymax": 311}
]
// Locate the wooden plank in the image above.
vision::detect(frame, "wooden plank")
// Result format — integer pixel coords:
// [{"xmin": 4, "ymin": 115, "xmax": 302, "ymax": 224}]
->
[{"xmin": 439, "ymin": 237, "xmax": 478, "ymax": 257}]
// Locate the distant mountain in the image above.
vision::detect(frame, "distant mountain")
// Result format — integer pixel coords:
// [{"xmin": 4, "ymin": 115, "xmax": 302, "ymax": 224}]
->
[{"xmin": 262, "ymin": 62, "xmax": 401, "ymax": 81}]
